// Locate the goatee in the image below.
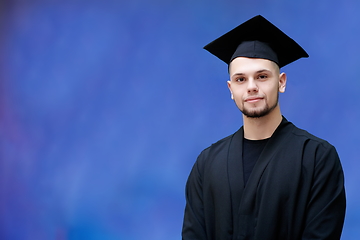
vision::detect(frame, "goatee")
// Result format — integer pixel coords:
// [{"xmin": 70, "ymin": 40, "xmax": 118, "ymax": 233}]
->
[{"xmin": 240, "ymin": 92, "xmax": 279, "ymax": 118}]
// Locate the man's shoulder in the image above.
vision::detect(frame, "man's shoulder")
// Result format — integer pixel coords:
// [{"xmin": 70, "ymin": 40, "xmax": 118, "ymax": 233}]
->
[
  {"xmin": 286, "ymin": 120, "xmax": 335, "ymax": 150},
  {"xmin": 197, "ymin": 129, "xmax": 241, "ymax": 160},
  {"xmin": 212, "ymin": 132, "xmax": 238, "ymax": 147},
  {"xmin": 209, "ymin": 127, "xmax": 243, "ymax": 149}
]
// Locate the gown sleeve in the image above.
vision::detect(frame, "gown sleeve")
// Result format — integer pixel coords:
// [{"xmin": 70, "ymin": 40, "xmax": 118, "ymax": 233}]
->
[
  {"xmin": 182, "ymin": 149, "xmax": 209, "ymax": 240},
  {"xmin": 302, "ymin": 144, "xmax": 346, "ymax": 240}
]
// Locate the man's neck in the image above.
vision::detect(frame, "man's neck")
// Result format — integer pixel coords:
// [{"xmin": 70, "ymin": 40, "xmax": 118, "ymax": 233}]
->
[{"xmin": 243, "ymin": 107, "xmax": 283, "ymax": 140}]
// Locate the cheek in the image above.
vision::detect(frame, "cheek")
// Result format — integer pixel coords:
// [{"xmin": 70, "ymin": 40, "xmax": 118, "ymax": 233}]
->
[
  {"xmin": 265, "ymin": 87, "xmax": 280, "ymax": 102},
  {"xmin": 232, "ymin": 89, "xmax": 245, "ymax": 100},
  {"xmin": 232, "ymin": 93, "xmax": 245, "ymax": 107},
  {"xmin": 264, "ymin": 83, "xmax": 279, "ymax": 95}
]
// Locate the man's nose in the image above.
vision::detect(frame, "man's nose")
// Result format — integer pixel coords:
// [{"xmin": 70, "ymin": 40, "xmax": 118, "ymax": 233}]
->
[{"xmin": 247, "ymin": 79, "xmax": 258, "ymax": 92}]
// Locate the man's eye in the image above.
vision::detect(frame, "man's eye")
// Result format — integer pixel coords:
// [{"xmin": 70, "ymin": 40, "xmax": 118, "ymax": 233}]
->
[
  {"xmin": 258, "ymin": 75, "xmax": 267, "ymax": 79},
  {"xmin": 236, "ymin": 77, "xmax": 245, "ymax": 82}
]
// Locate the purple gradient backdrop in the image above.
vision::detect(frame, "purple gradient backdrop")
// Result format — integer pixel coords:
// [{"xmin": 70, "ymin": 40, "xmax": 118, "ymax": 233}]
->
[{"xmin": 0, "ymin": 0, "xmax": 359, "ymax": 239}]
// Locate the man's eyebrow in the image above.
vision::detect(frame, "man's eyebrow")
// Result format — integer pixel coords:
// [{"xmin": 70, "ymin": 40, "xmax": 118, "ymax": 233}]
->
[
  {"xmin": 256, "ymin": 69, "xmax": 271, "ymax": 73},
  {"xmin": 231, "ymin": 69, "xmax": 271, "ymax": 77},
  {"xmin": 230, "ymin": 73, "xmax": 245, "ymax": 79},
  {"xmin": 232, "ymin": 73, "xmax": 245, "ymax": 76}
]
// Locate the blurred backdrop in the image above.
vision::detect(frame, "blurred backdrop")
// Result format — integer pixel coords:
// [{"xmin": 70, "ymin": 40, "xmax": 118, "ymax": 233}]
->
[{"xmin": 0, "ymin": 0, "xmax": 359, "ymax": 239}]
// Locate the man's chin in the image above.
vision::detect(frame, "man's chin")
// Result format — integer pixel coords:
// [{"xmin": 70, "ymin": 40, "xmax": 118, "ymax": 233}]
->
[
  {"xmin": 241, "ymin": 107, "xmax": 272, "ymax": 118},
  {"xmin": 243, "ymin": 112, "xmax": 268, "ymax": 118}
]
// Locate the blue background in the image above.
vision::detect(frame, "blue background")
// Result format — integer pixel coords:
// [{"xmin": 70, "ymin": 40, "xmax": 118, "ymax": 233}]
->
[{"xmin": 0, "ymin": 0, "xmax": 359, "ymax": 239}]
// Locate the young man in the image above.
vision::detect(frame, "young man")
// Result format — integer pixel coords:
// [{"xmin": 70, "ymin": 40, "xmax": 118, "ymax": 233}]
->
[{"xmin": 182, "ymin": 15, "xmax": 346, "ymax": 240}]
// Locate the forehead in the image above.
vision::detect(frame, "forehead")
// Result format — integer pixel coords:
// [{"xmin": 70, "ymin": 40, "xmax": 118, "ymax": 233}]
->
[{"xmin": 229, "ymin": 57, "xmax": 279, "ymax": 75}]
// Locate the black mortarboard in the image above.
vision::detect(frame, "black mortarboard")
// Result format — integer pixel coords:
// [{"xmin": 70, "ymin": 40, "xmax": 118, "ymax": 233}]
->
[{"xmin": 203, "ymin": 15, "xmax": 309, "ymax": 68}]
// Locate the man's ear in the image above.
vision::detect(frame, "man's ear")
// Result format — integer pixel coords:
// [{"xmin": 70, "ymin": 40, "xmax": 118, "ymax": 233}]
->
[
  {"xmin": 227, "ymin": 81, "xmax": 233, "ymax": 99},
  {"xmin": 279, "ymin": 72, "xmax": 287, "ymax": 93}
]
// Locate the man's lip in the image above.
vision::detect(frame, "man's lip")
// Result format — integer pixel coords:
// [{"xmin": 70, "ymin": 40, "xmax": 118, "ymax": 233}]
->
[{"xmin": 245, "ymin": 97, "xmax": 263, "ymax": 102}]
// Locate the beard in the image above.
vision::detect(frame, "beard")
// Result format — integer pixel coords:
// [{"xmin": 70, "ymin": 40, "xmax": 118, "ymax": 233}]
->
[{"xmin": 239, "ymin": 92, "xmax": 279, "ymax": 118}]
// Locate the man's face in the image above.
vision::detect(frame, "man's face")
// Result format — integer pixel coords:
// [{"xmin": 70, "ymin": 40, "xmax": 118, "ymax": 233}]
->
[{"xmin": 227, "ymin": 57, "xmax": 286, "ymax": 118}]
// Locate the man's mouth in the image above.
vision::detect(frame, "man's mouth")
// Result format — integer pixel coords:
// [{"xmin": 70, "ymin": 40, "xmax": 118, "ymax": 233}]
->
[{"xmin": 245, "ymin": 96, "xmax": 263, "ymax": 103}]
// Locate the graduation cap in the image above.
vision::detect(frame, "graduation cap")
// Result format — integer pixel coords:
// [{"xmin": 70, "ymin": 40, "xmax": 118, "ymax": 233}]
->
[{"xmin": 203, "ymin": 15, "xmax": 309, "ymax": 68}]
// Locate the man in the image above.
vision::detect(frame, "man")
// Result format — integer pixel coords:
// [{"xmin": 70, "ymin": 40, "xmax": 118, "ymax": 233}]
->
[{"xmin": 182, "ymin": 15, "xmax": 346, "ymax": 240}]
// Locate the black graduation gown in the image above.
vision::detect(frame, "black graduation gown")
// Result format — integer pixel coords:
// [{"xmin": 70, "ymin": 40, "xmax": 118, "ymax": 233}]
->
[{"xmin": 182, "ymin": 117, "xmax": 346, "ymax": 240}]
